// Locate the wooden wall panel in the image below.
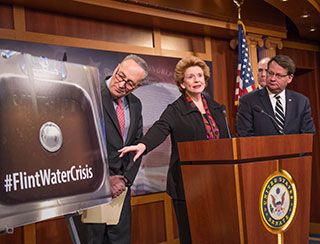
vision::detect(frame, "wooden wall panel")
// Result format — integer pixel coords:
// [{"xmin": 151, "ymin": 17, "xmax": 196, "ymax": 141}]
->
[
  {"xmin": 36, "ymin": 218, "xmax": 72, "ymax": 244},
  {"xmin": 25, "ymin": 8, "xmax": 154, "ymax": 48},
  {"xmin": 172, "ymin": 204, "xmax": 179, "ymax": 239},
  {"xmin": 211, "ymin": 38, "xmax": 237, "ymax": 135},
  {"xmin": 132, "ymin": 201, "xmax": 166, "ymax": 243},
  {"xmin": 3, "ymin": 193, "xmax": 179, "ymax": 244},
  {"xmin": 160, "ymin": 31, "xmax": 205, "ymax": 53},
  {"xmin": 0, "ymin": 3, "xmax": 14, "ymax": 29},
  {"xmin": 279, "ymin": 48, "xmax": 316, "ymax": 69},
  {"xmin": 0, "ymin": 227, "xmax": 23, "ymax": 244}
]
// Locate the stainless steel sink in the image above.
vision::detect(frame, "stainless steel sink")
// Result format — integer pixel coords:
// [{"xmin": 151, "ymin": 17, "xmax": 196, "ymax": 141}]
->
[{"xmin": 0, "ymin": 52, "xmax": 110, "ymax": 231}]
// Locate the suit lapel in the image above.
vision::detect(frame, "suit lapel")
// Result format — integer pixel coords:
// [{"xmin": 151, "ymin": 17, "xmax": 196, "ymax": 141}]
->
[
  {"xmin": 126, "ymin": 94, "xmax": 136, "ymax": 144},
  {"xmin": 101, "ymin": 80, "xmax": 122, "ymax": 138},
  {"xmin": 259, "ymin": 88, "xmax": 274, "ymax": 116},
  {"xmin": 284, "ymin": 89, "xmax": 294, "ymax": 129}
]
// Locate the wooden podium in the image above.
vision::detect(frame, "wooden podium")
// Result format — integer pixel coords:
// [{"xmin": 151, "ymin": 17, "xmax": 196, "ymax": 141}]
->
[{"xmin": 178, "ymin": 134, "xmax": 313, "ymax": 244}]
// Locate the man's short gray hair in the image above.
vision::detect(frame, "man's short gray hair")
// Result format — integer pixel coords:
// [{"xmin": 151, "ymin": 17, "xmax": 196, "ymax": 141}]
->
[{"xmin": 122, "ymin": 54, "xmax": 149, "ymax": 80}]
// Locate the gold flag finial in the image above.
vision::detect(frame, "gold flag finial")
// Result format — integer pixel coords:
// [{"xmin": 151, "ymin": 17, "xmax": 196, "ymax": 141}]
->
[{"xmin": 233, "ymin": 0, "xmax": 244, "ymax": 20}]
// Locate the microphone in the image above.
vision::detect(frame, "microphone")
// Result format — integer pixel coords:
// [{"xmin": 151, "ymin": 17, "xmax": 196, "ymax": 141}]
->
[
  {"xmin": 222, "ymin": 106, "xmax": 232, "ymax": 138},
  {"xmin": 253, "ymin": 105, "xmax": 285, "ymax": 135}
]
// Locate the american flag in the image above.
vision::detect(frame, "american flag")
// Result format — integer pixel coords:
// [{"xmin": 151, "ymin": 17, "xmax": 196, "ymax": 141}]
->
[{"xmin": 235, "ymin": 21, "xmax": 256, "ymax": 106}]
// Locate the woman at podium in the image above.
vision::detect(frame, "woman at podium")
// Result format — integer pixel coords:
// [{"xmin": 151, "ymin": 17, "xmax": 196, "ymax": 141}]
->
[{"xmin": 119, "ymin": 55, "xmax": 229, "ymax": 244}]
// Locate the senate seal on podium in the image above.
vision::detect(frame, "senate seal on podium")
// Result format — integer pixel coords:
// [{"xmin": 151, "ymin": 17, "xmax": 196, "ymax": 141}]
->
[{"xmin": 259, "ymin": 170, "xmax": 297, "ymax": 234}]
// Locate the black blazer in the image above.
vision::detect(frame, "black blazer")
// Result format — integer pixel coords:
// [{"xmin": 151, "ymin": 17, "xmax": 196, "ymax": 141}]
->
[
  {"xmin": 101, "ymin": 80, "xmax": 143, "ymax": 185},
  {"xmin": 140, "ymin": 94, "xmax": 229, "ymax": 200},
  {"xmin": 236, "ymin": 87, "xmax": 315, "ymax": 136}
]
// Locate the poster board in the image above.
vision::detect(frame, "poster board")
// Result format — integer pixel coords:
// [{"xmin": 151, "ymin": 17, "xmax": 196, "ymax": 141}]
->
[{"xmin": 0, "ymin": 51, "xmax": 110, "ymax": 231}]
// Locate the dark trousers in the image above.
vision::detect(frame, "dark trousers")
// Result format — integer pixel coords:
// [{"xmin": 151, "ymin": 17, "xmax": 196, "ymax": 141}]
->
[
  {"xmin": 173, "ymin": 199, "xmax": 192, "ymax": 244},
  {"xmin": 86, "ymin": 188, "xmax": 131, "ymax": 244}
]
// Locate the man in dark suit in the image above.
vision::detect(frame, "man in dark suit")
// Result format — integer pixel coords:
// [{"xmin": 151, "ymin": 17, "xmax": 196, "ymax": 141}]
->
[
  {"xmin": 236, "ymin": 54, "xmax": 315, "ymax": 136},
  {"xmin": 86, "ymin": 54, "xmax": 148, "ymax": 244}
]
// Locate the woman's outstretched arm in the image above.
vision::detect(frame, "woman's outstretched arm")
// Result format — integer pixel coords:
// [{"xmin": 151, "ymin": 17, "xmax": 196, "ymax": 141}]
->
[{"xmin": 118, "ymin": 143, "xmax": 146, "ymax": 162}]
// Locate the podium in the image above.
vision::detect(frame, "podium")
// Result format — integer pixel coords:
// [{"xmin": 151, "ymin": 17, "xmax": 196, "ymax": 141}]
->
[{"xmin": 178, "ymin": 134, "xmax": 313, "ymax": 244}]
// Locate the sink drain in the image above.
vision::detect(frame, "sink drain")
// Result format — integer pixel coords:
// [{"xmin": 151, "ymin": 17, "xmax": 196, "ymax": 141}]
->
[{"xmin": 39, "ymin": 122, "xmax": 63, "ymax": 152}]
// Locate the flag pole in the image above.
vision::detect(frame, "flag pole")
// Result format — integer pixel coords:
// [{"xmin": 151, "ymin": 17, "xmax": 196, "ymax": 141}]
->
[
  {"xmin": 233, "ymin": 0, "xmax": 243, "ymax": 20},
  {"xmin": 233, "ymin": 0, "xmax": 246, "ymax": 35},
  {"xmin": 233, "ymin": 0, "xmax": 256, "ymax": 106}
]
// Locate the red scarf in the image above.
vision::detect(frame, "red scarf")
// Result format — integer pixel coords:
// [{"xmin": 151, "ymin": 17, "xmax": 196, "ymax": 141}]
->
[{"xmin": 185, "ymin": 94, "xmax": 220, "ymax": 139}]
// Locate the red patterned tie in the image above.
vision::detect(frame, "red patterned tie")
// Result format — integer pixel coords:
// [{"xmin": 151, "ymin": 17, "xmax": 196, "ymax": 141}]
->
[{"xmin": 116, "ymin": 99, "xmax": 125, "ymax": 137}]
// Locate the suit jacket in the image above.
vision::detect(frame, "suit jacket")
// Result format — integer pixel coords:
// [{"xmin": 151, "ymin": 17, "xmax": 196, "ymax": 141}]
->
[
  {"xmin": 101, "ymin": 80, "xmax": 143, "ymax": 185},
  {"xmin": 236, "ymin": 87, "xmax": 315, "ymax": 137},
  {"xmin": 140, "ymin": 94, "xmax": 229, "ymax": 200}
]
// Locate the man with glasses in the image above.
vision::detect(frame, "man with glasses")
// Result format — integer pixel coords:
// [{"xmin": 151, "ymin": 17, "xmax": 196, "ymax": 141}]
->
[
  {"xmin": 236, "ymin": 54, "xmax": 315, "ymax": 136},
  {"xmin": 85, "ymin": 54, "xmax": 148, "ymax": 244}
]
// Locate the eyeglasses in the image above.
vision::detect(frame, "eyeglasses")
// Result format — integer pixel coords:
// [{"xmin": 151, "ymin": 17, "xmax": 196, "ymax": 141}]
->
[
  {"xmin": 115, "ymin": 70, "xmax": 137, "ymax": 90},
  {"xmin": 267, "ymin": 70, "xmax": 289, "ymax": 79}
]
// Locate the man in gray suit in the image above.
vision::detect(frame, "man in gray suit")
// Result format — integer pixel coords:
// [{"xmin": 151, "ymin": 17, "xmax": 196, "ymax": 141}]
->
[
  {"xmin": 86, "ymin": 54, "xmax": 148, "ymax": 244},
  {"xmin": 236, "ymin": 54, "xmax": 315, "ymax": 136}
]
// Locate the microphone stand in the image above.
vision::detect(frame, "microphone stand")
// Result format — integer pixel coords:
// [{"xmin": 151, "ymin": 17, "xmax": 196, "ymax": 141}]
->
[
  {"xmin": 253, "ymin": 105, "xmax": 285, "ymax": 135},
  {"xmin": 222, "ymin": 109, "xmax": 232, "ymax": 138}
]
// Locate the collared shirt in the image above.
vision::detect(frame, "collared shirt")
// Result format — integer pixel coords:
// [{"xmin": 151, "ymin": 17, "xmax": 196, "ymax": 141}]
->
[
  {"xmin": 267, "ymin": 88, "xmax": 286, "ymax": 116},
  {"xmin": 106, "ymin": 78, "xmax": 130, "ymax": 142}
]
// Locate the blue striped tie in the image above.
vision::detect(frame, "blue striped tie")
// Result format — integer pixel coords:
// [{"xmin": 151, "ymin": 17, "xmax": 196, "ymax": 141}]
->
[{"xmin": 274, "ymin": 95, "xmax": 285, "ymax": 132}]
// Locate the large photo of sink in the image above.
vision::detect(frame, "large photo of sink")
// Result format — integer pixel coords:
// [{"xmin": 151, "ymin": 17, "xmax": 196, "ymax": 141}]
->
[{"xmin": 0, "ymin": 52, "xmax": 110, "ymax": 231}]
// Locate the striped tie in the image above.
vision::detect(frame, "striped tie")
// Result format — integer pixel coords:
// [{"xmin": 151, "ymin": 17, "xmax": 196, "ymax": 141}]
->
[{"xmin": 274, "ymin": 95, "xmax": 285, "ymax": 132}]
